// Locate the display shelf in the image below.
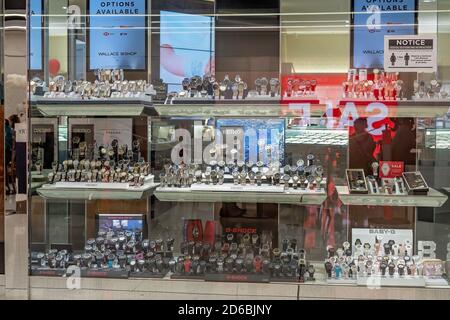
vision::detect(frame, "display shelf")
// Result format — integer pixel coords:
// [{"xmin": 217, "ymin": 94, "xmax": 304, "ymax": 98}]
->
[
  {"xmin": 154, "ymin": 186, "xmax": 327, "ymax": 205},
  {"xmin": 37, "ymin": 182, "xmax": 159, "ymax": 200},
  {"xmin": 336, "ymin": 186, "xmax": 448, "ymax": 207},
  {"xmin": 31, "ymin": 99, "xmax": 157, "ymax": 117},
  {"xmin": 154, "ymin": 103, "xmax": 327, "ymax": 118}
]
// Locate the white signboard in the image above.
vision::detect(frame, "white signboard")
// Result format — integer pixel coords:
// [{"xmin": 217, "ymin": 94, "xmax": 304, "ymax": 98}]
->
[
  {"xmin": 384, "ymin": 35, "xmax": 437, "ymax": 72},
  {"xmin": 351, "ymin": 228, "xmax": 413, "ymax": 254},
  {"xmin": 93, "ymin": 118, "xmax": 132, "ymax": 147}
]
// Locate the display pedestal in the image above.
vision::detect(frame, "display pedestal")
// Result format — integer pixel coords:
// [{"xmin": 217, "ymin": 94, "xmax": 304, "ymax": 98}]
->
[
  {"xmin": 336, "ymin": 186, "xmax": 448, "ymax": 207},
  {"xmin": 129, "ymin": 272, "xmax": 166, "ymax": 279},
  {"xmin": 356, "ymin": 276, "xmax": 426, "ymax": 287},
  {"xmin": 326, "ymin": 278, "xmax": 357, "ymax": 285},
  {"xmin": 31, "ymin": 268, "xmax": 67, "ymax": 277},
  {"xmin": 205, "ymin": 273, "xmax": 270, "ymax": 283},
  {"xmin": 80, "ymin": 268, "xmax": 129, "ymax": 279},
  {"xmin": 425, "ymin": 277, "xmax": 449, "ymax": 287},
  {"xmin": 37, "ymin": 182, "xmax": 159, "ymax": 200},
  {"xmin": 155, "ymin": 186, "xmax": 327, "ymax": 205},
  {"xmin": 170, "ymin": 274, "xmax": 205, "ymax": 280}
]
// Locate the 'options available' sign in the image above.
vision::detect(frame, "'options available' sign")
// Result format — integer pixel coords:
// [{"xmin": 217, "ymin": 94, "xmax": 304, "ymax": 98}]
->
[
  {"xmin": 352, "ymin": 0, "xmax": 416, "ymax": 69},
  {"xmin": 89, "ymin": 1, "xmax": 146, "ymax": 70}
]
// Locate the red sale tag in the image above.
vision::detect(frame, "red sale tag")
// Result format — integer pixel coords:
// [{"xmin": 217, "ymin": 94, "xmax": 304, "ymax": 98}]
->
[{"xmin": 379, "ymin": 161, "xmax": 404, "ymax": 178}]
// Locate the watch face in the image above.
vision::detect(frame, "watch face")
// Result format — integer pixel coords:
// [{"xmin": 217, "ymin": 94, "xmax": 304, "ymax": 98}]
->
[
  {"xmin": 315, "ymin": 165, "xmax": 324, "ymax": 175},
  {"xmin": 297, "ymin": 159, "xmax": 304, "ymax": 167}
]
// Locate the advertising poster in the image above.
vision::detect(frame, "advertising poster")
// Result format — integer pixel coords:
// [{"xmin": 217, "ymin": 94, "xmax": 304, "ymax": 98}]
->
[
  {"xmin": 384, "ymin": 35, "xmax": 437, "ymax": 72},
  {"xmin": 93, "ymin": 118, "xmax": 133, "ymax": 147},
  {"xmin": 216, "ymin": 119, "xmax": 285, "ymax": 164},
  {"xmin": 160, "ymin": 10, "xmax": 215, "ymax": 91},
  {"xmin": 30, "ymin": 0, "xmax": 42, "ymax": 70},
  {"xmin": 89, "ymin": 0, "xmax": 146, "ymax": 69},
  {"xmin": 351, "ymin": 228, "xmax": 413, "ymax": 254},
  {"xmin": 352, "ymin": 0, "xmax": 416, "ymax": 68},
  {"xmin": 31, "ymin": 124, "xmax": 55, "ymax": 168}
]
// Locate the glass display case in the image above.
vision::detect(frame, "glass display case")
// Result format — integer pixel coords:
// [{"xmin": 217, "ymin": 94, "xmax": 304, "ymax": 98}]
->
[{"xmin": 23, "ymin": 0, "xmax": 450, "ymax": 299}]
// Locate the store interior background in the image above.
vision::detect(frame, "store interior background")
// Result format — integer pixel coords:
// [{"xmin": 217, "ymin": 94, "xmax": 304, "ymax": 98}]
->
[{"xmin": 1, "ymin": 0, "xmax": 450, "ymax": 276}]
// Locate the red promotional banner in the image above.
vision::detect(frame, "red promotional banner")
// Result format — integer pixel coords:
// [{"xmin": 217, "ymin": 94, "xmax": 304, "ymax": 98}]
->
[{"xmin": 379, "ymin": 161, "xmax": 405, "ymax": 178}]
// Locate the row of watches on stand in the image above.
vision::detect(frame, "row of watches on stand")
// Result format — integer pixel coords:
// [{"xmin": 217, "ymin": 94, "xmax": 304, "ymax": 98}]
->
[
  {"xmin": 325, "ymin": 239, "xmax": 441, "ymax": 280},
  {"xmin": 32, "ymin": 230, "xmax": 173, "ymax": 274},
  {"xmin": 174, "ymin": 236, "xmax": 315, "ymax": 280},
  {"xmin": 413, "ymin": 79, "xmax": 448, "ymax": 99},
  {"xmin": 31, "ymin": 230, "xmax": 315, "ymax": 280},
  {"xmin": 284, "ymin": 78, "xmax": 318, "ymax": 98},
  {"xmin": 30, "ymin": 69, "xmax": 154, "ymax": 99},
  {"xmin": 170, "ymin": 74, "xmax": 281, "ymax": 100},
  {"xmin": 160, "ymin": 156, "xmax": 325, "ymax": 191},
  {"xmin": 342, "ymin": 69, "xmax": 405, "ymax": 100},
  {"xmin": 46, "ymin": 158, "xmax": 151, "ymax": 186}
]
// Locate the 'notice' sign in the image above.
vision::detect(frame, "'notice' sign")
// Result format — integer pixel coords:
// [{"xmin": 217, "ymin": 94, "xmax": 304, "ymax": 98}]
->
[{"xmin": 384, "ymin": 35, "xmax": 437, "ymax": 72}]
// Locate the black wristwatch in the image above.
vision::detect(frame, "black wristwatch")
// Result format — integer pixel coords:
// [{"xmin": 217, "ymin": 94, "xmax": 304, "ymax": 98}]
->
[
  {"xmin": 235, "ymin": 258, "xmax": 244, "ymax": 273},
  {"xmin": 388, "ymin": 263, "xmax": 396, "ymax": 276},
  {"xmin": 325, "ymin": 261, "xmax": 333, "ymax": 278}
]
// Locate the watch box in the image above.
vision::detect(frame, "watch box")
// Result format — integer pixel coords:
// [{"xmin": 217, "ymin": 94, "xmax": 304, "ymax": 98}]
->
[
  {"xmin": 346, "ymin": 169, "xmax": 368, "ymax": 194},
  {"xmin": 402, "ymin": 171, "xmax": 429, "ymax": 195}
]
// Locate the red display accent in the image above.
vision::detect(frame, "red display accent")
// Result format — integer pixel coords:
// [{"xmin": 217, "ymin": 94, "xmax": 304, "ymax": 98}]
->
[
  {"xmin": 203, "ymin": 220, "xmax": 216, "ymax": 247},
  {"xmin": 225, "ymin": 275, "xmax": 248, "ymax": 281},
  {"xmin": 183, "ymin": 219, "xmax": 203, "ymax": 242},
  {"xmin": 184, "ymin": 259, "xmax": 191, "ymax": 274}
]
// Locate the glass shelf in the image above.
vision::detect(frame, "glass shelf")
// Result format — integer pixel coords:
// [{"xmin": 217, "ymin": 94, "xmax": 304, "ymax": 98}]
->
[
  {"xmin": 154, "ymin": 186, "xmax": 327, "ymax": 205},
  {"xmin": 32, "ymin": 99, "xmax": 157, "ymax": 117},
  {"xmin": 336, "ymin": 186, "xmax": 448, "ymax": 208},
  {"xmin": 37, "ymin": 183, "xmax": 159, "ymax": 200},
  {"xmin": 154, "ymin": 103, "xmax": 327, "ymax": 118}
]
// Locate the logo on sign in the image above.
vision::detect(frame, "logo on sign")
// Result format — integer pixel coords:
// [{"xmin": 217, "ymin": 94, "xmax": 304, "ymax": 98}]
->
[{"xmin": 366, "ymin": 5, "xmax": 381, "ymax": 33}]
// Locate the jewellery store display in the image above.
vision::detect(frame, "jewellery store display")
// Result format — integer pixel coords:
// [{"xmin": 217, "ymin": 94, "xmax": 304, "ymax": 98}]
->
[
  {"xmin": 30, "ymin": 70, "xmax": 156, "ymax": 100},
  {"xmin": 30, "ymin": 230, "xmax": 174, "ymax": 279},
  {"xmin": 324, "ymin": 238, "xmax": 448, "ymax": 287},
  {"xmin": 168, "ymin": 74, "xmax": 281, "ymax": 101},
  {"xmin": 342, "ymin": 69, "xmax": 405, "ymax": 100},
  {"xmin": 158, "ymin": 155, "xmax": 326, "ymax": 194}
]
